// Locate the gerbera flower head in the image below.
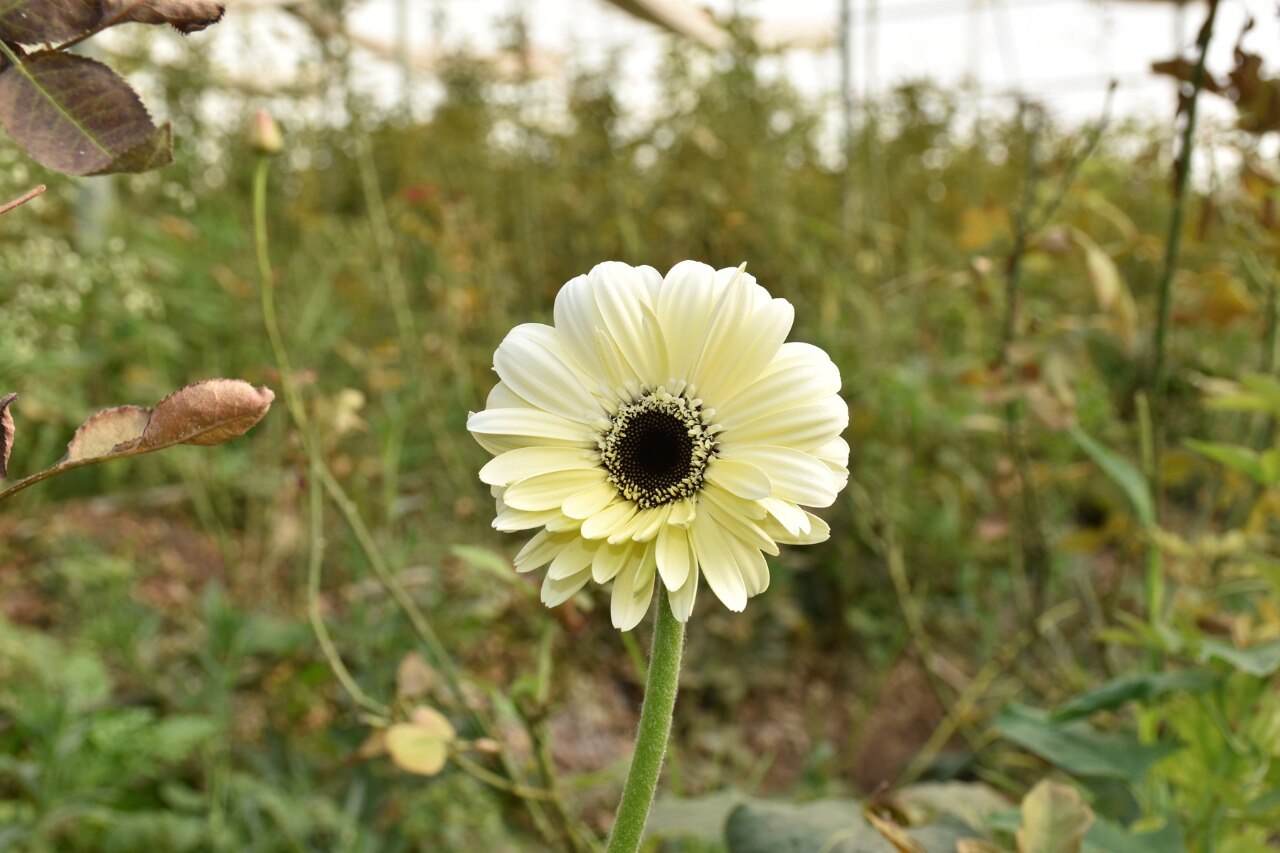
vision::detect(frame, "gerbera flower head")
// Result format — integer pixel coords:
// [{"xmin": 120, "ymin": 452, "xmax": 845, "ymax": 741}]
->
[{"xmin": 468, "ymin": 261, "xmax": 849, "ymax": 630}]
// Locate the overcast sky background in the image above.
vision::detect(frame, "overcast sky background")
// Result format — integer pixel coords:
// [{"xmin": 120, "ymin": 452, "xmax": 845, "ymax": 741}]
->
[{"xmin": 214, "ymin": 0, "xmax": 1280, "ymax": 131}]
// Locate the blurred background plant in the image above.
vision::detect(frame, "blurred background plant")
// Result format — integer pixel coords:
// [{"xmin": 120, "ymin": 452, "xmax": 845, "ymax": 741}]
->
[{"xmin": 2, "ymin": 0, "xmax": 1280, "ymax": 849}]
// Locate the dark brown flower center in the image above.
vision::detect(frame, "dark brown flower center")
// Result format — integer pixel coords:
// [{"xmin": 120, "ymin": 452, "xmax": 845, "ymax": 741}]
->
[{"xmin": 599, "ymin": 390, "xmax": 716, "ymax": 509}]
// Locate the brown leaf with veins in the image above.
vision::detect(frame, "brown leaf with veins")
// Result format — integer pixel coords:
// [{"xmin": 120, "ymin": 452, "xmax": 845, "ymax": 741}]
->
[
  {"xmin": 1, "ymin": 393, "xmax": 16, "ymax": 482},
  {"xmin": 100, "ymin": 0, "xmax": 225, "ymax": 33},
  {"xmin": 65, "ymin": 405, "xmax": 150, "ymax": 461},
  {"xmin": 143, "ymin": 379, "xmax": 274, "ymax": 448}
]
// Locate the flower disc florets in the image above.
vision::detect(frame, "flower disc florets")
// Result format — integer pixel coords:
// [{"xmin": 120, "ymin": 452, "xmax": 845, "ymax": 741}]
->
[{"xmin": 599, "ymin": 387, "xmax": 718, "ymax": 509}]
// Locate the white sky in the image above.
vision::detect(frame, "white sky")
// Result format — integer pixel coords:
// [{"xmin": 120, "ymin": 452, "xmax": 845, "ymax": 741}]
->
[{"xmin": 211, "ymin": 0, "xmax": 1280, "ymax": 129}]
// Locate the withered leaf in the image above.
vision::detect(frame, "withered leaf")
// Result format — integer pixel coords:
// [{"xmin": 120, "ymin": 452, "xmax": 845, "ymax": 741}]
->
[
  {"xmin": 0, "ymin": 393, "xmax": 16, "ymax": 483},
  {"xmin": 0, "ymin": 52, "xmax": 158, "ymax": 176},
  {"xmin": 385, "ymin": 707, "xmax": 457, "ymax": 777},
  {"xmin": 91, "ymin": 121, "xmax": 173, "ymax": 175},
  {"xmin": 100, "ymin": 0, "xmax": 224, "ymax": 33},
  {"xmin": 143, "ymin": 379, "xmax": 274, "ymax": 448},
  {"xmin": 65, "ymin": 405, "xmax": 149, "ymax": 461},
  {"xmin": 0, "ymin": 0, "xmax": 101, "ymax": 44}
]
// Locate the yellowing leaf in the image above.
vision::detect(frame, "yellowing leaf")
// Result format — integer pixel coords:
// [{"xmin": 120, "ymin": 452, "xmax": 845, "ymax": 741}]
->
[
  {"xmin": 386, "ymin": 707, "xmax": 456, "ymax": 777},
  {"xmin": 1016, "ymin": 781, "xmax": 1094, "ymax": 853}
]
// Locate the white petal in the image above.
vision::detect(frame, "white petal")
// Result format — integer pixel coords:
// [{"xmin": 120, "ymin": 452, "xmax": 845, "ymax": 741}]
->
[
  {"xmin": 689, "ymin": 512, "xmax": 748, "ymax": 612},
  {"xmin": 656, "ymin": 522, "xmax": 692, "ymax": 590},
  {"xmin": 503, "ymin": 469, "xmax": 607, "ymax": 511},
  {"xmin": 630, "ymin": 504, "xmax": 673, "ymax": 542},
  {"xmin": 812, "ymin": 436, "xmax": 850, "ymax": 470},
  {"xmin": 592, "ymin": 540, "xmax": 634, "ymax": 583},
  {"xmin": 485, "ymin": 382, "xmax": 527, "ymax": 409},
  {"xmin": 547, "ymin": 537, "xmax": 597, "ymax": 580},
  {"xmin": 704, "ymin": 457, "xmax": 771, "ymax": 500},
  {"xmin": 514, "ymin": 530, "xmax": 567, "ymax": 573},
  {"xmin": 656, "ymin": 260, "xmax": 721, "ymax": 382},
  {"xmin": 542, "ymin": 567, "xmax": 591, "ymax": 607},
  {"xmin": 700, "ymin": 481, "xmax": 767, "ymax": 520},
  {"xmin": 694, "ymin": 289, "xmax": 794, "ymax": 404},
  {"xmin": 760, "ymin": 496, "xmax": 809, "ymax": 537},
  {"xmin": 717, "ymin": 342, "xmax": 841, "ymax": 424},
  {"xmin": 720, "ymin": 530, "xmax": 770, "ymax": 597},
  {"xmin": 562, "ymin": 481, "xmax": 620, "ymax": 520},
  {"xmin": 717, "ymin": 444, "xmax": 841, "ymax": 508},
  {"xmin": 479, "ymin": 446, "xmax": 597, "ymax": 487},
  {"xmin": 764, "ymin": 511, "xmax": 831, "ymax": 545},
  {"xmin": 494, "ymin": 506, "xmax": 562, "ymax": 532},
  {"xmin": 721, "ymin": 396, "xmax": 849, "ymax": 452},
  {"xmin": 580, "ymin": 499, "xmax": 638, "ymax": 540},
  {"xmin": 668, "ymin": 563, "xmax": 700, "ymax": 623},
  {"xmin": 700, "ymin": 486, "xmax": 779, "ymax": 556},
  {"xmin": 468, "ymin": 408, "xmax": 595, "ymax": 451},
  {"xmin": 553, "ymin": 263, "xmax": 664, "ymax": 388},
  {"xmin": 611, "ymin": 547, "xmax": 656, "ymax": 631},
  {"xmin": 493, "ymin": 323, "xmax": 599, "ymax": 424}
]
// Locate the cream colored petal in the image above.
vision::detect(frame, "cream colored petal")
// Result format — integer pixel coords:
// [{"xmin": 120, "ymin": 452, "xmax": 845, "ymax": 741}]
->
[
  {"xmin": 542, "ymin": 566, "xmax": 591, "ymax": 607},
  {"xmin": 716, "ymin": 342, "xmax": 841, "ymax": 424},
  {"xmin": 668, "ymin": 498, "xmax": 697, "ymax": 526},
  {"xmin": 689, "ymin": 512, "xmax": 748, "ymax": 612},
  {"xmin": 716, "ymin": 530, "xmax": 769, "ymax": 597},
  {"xmin": 700, "ymin": 486, "xmax": 779, "ymax": 556},
  {"xmin": 630, "ymin": 504, "xmax": 673, "ymax": 542},
  {"xmin": 703, "ymin": 457, "xmax": 771, "ymax": 500},
  {"xmin": 636, "ymin": 264, "xmax": 663, "ymax": 303},
  {"xmin": 608, "ymin": 506, "xmax": 663, "ymax": 544},
  {"xmin": 467, "ymin": 408, "xmax": 596, "ymax": 451},
  {"xmin": 562, "ymin": 481, "xmax": 620, "ymax": 520},
  {"xmin": 700, "ymin": 481, "xmax": 767, "ymax": 520},
  {"xmin": 812, "ymin": 436, "xmax": 851, "ymax": 470},
  {"xmin": 611, "ymin": 546, "xmax": 656, "ymax": 631},
  {"xmin": 485, "ymin": 381, "xmax": 527, "ymax": 409},
  {"xmin": 656, "ymin": 522, "xmax": 692, "ymax": 590},
  {"xmin": 547, "ymin": 537, "xmax": 597, "ymax": 580},
  {"xmin": 764, "ymin": 511, "xmax": 831, "ymax": 545},
  {"xmin": 503, "ymin": 469, "xmax": 607, "ymax": 511},
  {"xmin": 592, "ymin": 540, "xmax": 634, "ymax": 583},
  {"xmin": 693, "ymin": 290, "xmax": 794, "ymax": 405},
  {"xmin": 717, "ymin": 444, "xmax": 841, "ymax": 508},
  {"xmin": 720, "ymin": 396, "xmax": 849, "ymax": 452},
  {"xmin": 589, "ymin": 262, "xmax": 665, "ymax": 386},
  {"xmin": 667, "ymin": 562, "xmax": 700, "ymax": 623},
  {"xmin": 546, "ymin": 513, "xmax": 583, "ymax": 533},
  {"xmin": 493, "ymin": 323, "xmax": 599, "ymax": 424},
  {"xmin": 580, "ymin": 499, "xmax": 638, "ymax": 540},
  {"xmin": 494, "ymin": 506, "xmax": 562, "ymax": 532},
  {"xmin": 760, "ymin": 496, "xmax": 810, "ymax": 537},
  {"xmin": 656, "ymin": 260, "xmax": 721, "ymax": 381},
  {"xmin": 514, "ymin": 530, "xmax": 570, "ymax": 573},
  {"xmin": 479, "ymin": 446, "xmax": 598, "ymax": 487}
]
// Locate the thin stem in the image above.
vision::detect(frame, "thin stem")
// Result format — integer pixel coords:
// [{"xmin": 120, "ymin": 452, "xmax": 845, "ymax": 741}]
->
[
  {"xmin": 1150, "ymin": 0, "xmax": 1221, "ymax": 400},
  {"xmin": 253, "ymin": 156, "xmax": 387, "ymax": 715},
  {"xmin": 452, "ymin": 753, "xmax": 556, "ymax": 801},
  {"xmin": 0, "ymin": 185, "xmax": 44, "ymax": 216},
  {"xmin": 606, "ymin": 588, "xmax": 685, "ymax": 853}
]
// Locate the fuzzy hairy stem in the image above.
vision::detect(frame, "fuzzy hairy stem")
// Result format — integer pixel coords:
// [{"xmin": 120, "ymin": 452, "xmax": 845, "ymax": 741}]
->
[{"xmin": 606, "ymin": 588, "xmax": 686, "ymax": 853}]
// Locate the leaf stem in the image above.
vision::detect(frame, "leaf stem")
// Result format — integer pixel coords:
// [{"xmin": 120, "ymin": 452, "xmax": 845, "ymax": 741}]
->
[
  {"xmin": 606, "ymin": 588, "xmax": 685, "ymax": 853},
  {"xmin": 0, "ymin": 185, "xmax": 45, "ymax": 216}
]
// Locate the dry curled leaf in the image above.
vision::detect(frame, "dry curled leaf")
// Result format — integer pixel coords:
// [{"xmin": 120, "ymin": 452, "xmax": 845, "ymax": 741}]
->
[
  {"xmin": 0, "ymin": 0, "xmax": 101, "ymax": 43},
  {"xmin": 0, "ymin": 393, "xmax": 16, "ymax": 482},
  {"xmin": 101, "ymin": 0, "xmax": 225, "ymax": 34},
  {"xmin": 143, "ymin": 379, "xmax": 275, "ymax": 448},
  {"xmin": 65, "ymin": 405, "xmax": 150, "ymax": 461}
]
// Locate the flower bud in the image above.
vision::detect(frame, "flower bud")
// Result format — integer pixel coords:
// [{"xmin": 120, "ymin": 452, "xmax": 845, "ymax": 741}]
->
[{"xmin": 248, "ymin": 110, "xmax": 283, "ymax": 155}]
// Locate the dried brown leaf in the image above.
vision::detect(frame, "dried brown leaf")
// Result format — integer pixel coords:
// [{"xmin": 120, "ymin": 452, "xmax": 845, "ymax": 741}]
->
[
  {"xmin": 142, "ymin": 379, "xmax": 274, "ymax": 448},
  {"xmin": 0, "ymin": 52, "xmax": 158, "ymax": 176},
  {"xmin": 101, "ymin": 0, "xmax": 224, "ymax": 33},
  {"xmin": 90, "ymin": 120, "xmax": 173, "ymax": 175},
  {"xmin": 0, "ymin": 0, "xmax": 102, "ymax": 44},
  {"xmin": 0, "ymin": 393, "xmax": 16, "ymax": 482},
  {"xmin": 65, "ymin": 405, "xmax": 150, "ymax": 462}
]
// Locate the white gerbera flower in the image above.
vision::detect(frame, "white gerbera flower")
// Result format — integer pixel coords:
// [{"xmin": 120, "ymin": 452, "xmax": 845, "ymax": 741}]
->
[{"xmin": 468, "ymin": 261, "xmax": 849, "ymax": 630}]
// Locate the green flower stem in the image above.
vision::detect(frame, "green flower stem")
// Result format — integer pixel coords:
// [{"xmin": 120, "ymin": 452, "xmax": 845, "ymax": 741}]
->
[{"xmin": 607, "ymin": 587, "xmax": 686, "ymax": 853}]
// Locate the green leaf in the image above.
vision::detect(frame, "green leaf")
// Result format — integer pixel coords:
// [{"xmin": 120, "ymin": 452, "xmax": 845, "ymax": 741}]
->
[
  {"xmin": 1205, "ymin": 373, "xmax": 1280, "ymax": 414},
  {"xmin": 1050, "ymin": 671, "xmax": 1216, "ymax": 722},
  {"xmin": 1184, "ymin": 439, "xmax": 1265, "ymax": 483},
  {"xmin": 1084, "ymin": 815, "xmax": 1185, "ymax": 853},
  {"xmin": 1069, "ymin": 426, "xmax": 1154, "ymax": 527},
  {"xmin": 996, "ymin": 704, "xmax": 1179, "ymax": 783},
  {"xmin": 724, "ymin": 799, "xmax": 881, "ymax": 852},
  {"xmin": 1016, "ymin": 781, "xmax": 1094, "ymax": 853},
  {"xmin": 1198, "ymin": 638, "xmax": 1280, "ymax": 676},
  {"xmin": 647, "ymin": 791, "xmax": 747, "ymax": 842}
]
